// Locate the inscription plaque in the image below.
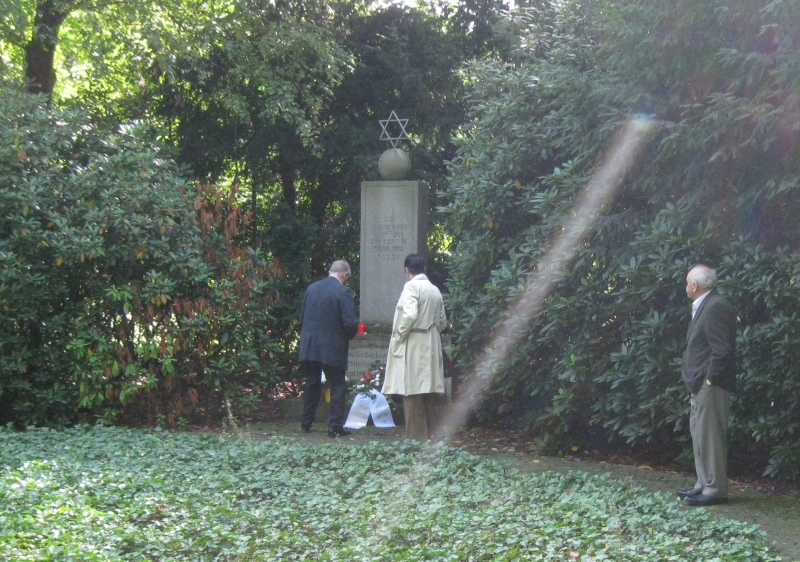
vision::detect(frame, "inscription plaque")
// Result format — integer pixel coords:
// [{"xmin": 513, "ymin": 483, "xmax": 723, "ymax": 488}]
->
[{"xmin": 359, "ymin": 181, "xmax": 428, "ymax": 331}]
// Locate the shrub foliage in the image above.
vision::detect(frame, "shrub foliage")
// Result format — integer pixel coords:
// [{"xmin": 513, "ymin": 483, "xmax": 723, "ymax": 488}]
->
[
  {"xmin": 0, "ymin": 89, "xmax": 282, "ymax": 426},
  {"xmin": 442, "ymin": 1, "xmax": 800, "ymax": 480}
]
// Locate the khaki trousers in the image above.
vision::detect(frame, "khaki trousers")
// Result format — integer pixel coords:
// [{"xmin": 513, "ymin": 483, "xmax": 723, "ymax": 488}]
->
[
  {"xmin": 403, "ymin": 393, "xmax": 445, "ymax": 443},
  {"xmin": 690, "ymin": 383, "xmax": 731, "ymax": 498}
]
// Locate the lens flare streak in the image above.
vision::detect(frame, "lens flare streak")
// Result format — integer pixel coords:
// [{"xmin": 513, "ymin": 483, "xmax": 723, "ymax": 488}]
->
[{"xmin": 438, "ymin": 117, "xmax": 658, "ymax": 438}]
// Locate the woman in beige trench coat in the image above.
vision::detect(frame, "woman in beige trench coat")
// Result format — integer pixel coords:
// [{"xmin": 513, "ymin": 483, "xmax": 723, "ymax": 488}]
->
[{"xmin": 381, "ymin": 254, "xmax": 447, "ymax": 441}]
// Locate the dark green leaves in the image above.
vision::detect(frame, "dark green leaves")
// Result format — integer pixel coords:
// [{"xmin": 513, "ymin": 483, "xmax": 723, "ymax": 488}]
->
[
  {"xmin": 0, "ymin": 426, "xmax": 782, "ymax": 561},
  {"xmin": 0, "ymin": 87, "xmax": 283, "ymax": 427},
  {"xmin": 441, "ymin": 1, "xmax": 800, "ymax": 480}
]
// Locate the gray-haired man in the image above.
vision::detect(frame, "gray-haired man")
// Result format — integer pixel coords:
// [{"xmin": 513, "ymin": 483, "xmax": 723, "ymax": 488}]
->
[
  {"xmin": 298, "ymin": 260, "xmax": 359, "ymax": 437},
  {"xmin": 678, "ymin": 265, "xmax": 736, "ymax": 506}
]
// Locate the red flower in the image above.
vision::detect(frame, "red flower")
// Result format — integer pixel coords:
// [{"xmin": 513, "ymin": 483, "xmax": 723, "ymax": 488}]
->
[{"xmin": 364, "ymin": 373, "xmax": 374, "ymax": 382}]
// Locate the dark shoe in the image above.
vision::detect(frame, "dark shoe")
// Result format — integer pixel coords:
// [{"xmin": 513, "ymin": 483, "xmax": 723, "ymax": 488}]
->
[
  {"xmin": 676, "ymin": 488, "xmax": 702, "ymax": 498},
  {"xmin": 685, "ymin": 494, "xmax": 727, "ymax": 506},
  {"xmin": 327, "ymin": 426, "xmax": 351, "ymax": 438},
  {"xmin": 300, "ymin": 424, "xmax": 311, "ymax": 433}
]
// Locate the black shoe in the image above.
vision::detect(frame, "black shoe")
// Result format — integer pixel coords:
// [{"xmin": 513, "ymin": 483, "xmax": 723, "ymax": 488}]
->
[
  {"xmin": 676, "ymin": 488, "xmax": 702, "ymax": 498},
  {"xmin": 685, "ymin": 494, "xmax": 727, "ymax": 506},
  {"xmin": 327, "ymin": 426, "xmax": 351, "ymax": 438},
  {"xmin": 300, "ymin": 424, "xmax": 311, "ymax": 433}
]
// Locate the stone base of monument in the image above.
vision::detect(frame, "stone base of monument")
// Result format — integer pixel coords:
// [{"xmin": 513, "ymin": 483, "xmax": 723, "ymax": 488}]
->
[
  {"xmin": 347, "ymin": 333, "xmax": 452, "ymax": 401},
  {"xmin": 346, "ymin": 333, "xmax": 391, "ymax": 381}
]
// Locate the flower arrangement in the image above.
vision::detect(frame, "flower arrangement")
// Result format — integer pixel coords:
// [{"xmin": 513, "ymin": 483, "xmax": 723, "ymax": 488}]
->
[{"xmin": 353, "ymin": 365, "xmax": 384, "ymax": 399}]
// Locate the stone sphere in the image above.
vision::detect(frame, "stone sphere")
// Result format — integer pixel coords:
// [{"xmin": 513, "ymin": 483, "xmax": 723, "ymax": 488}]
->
[{"xmin": 378, "ymin": 148, "xmax": 411, "ymax": 180}]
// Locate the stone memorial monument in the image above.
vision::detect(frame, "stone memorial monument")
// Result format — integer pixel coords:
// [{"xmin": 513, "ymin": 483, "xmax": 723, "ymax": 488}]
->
[{"xmin": 346, "ymin": 111, "xmax": 429, "ymax": 380}]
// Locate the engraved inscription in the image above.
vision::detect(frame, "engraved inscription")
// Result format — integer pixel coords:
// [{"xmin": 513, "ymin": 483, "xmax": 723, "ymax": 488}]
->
[
  {"xmin": 346, "ymin": 347, "xmax": 387, "ymax": 380},
  {"xmin": 369, "ymin": 213, "xmax": 411, "ymax": 262}
]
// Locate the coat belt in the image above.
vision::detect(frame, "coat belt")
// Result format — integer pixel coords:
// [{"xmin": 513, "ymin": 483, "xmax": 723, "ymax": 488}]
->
[{"xmin": 410, "ymin": 326, "xmax": 436, "ymax": 333}]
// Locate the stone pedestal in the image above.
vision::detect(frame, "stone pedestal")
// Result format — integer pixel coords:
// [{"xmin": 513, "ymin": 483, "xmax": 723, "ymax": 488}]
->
[
  {"xmin": 347, "ymin": 334, "xmax": 452, "ymax": 401},
  {"xmin": 358, "ymin": 181, "xmax": 428, "ymax": 332},
  {"xmin": 346, "ymin": 333, "xmax": 390, "ymax": 381}
]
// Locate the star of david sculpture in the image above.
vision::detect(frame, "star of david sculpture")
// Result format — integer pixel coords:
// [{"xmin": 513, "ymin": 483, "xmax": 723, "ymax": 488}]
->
[{"xmin": 378, "ymin": 110, "xmax": 412, "ymax": 180}]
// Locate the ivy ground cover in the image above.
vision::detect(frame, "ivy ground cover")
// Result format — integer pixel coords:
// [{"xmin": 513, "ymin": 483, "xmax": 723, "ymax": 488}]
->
[{"xmin": 0, "ymin": 426, "xmax": 779, "ymax": 561}]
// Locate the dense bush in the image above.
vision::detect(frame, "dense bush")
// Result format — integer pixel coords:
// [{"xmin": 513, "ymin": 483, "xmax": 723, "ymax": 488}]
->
[
  {"xmin": 0, "ymin": 87, "xmax": 283, "ymax": 426},
  {"xmin": 0, "ymin": 426, "xmax": 781, "ymax": 561},
  {"xmin": 442, "ymin": 1, "xmax": 800, "ymax": 479}
]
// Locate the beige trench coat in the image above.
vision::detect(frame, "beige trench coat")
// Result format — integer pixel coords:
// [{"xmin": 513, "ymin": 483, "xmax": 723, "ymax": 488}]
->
[{"xmin": 381, "ymin": 274, "xmax": 447, "ymax": 396}]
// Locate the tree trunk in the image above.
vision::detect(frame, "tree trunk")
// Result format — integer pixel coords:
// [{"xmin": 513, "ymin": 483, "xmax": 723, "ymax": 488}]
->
[
  {"xmin": 24, "ymin": 0, "xmax": 71, "ymax": 96},
  {"xmin": 249, "ymin": 175, "xmax": 259, "ymax": 249},
  {"xmin": 279, "ymin": 162, "xmax": 296, "ymax": 210}
]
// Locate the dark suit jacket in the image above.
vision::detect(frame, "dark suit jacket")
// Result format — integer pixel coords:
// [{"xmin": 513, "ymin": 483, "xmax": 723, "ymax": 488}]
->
[
  {"xmin": 298, "ymin": 276, "xmax": 358, "ymax": 371},
  {"xmin": 682, "ymin": 290, "xmax": 737, "ymax": 394}
]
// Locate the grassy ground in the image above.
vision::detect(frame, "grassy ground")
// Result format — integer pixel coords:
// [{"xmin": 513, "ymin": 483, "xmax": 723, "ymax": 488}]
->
[{"xmin": 248, "ymin": 414, "xmax": 800, "ymax": 562}]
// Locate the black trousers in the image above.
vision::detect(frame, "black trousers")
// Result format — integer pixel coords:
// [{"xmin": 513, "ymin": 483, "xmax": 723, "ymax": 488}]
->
[{"xmin": 300, "ymin": 361, "xmax": 347, "ymax": 429}]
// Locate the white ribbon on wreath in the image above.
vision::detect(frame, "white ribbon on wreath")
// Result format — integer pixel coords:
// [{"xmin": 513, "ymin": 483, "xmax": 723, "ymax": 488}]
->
[{"xmin": 343, "ymin": 391, "xmax": 395, "ymax": 429}]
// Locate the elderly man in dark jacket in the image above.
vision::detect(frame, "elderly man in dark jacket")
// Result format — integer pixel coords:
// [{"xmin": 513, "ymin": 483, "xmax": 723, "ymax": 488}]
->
[
  {"xmin": 679, "ymin": 264, "xmax": 737, "ymax": 506},
  {"xmin": 299, "ymin": 260, "xmax": 359, "ymax": 437}
]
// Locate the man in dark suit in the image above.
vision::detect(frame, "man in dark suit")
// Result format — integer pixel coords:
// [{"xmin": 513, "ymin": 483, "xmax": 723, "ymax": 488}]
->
[
  {"xmin": 299, "ymin": 260, "xmax": 359, "ymax": 438},
  {"xmin": 678, "ymin": 265, "xmax": 737, "ymax": 506}
]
